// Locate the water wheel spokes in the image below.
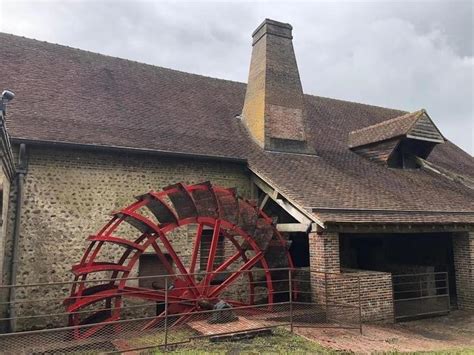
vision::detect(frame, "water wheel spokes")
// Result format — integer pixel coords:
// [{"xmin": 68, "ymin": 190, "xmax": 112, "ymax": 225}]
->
[{"xmin": 65, "ymin": 182, "xmax": 294, "ymax": 338}]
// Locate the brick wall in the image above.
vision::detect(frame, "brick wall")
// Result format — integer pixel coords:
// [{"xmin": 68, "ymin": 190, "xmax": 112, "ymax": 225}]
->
[
  {"xmin": 242, "ymin": 19, "xmax": 306, "ymax": 149},
  {"xmin": 453, "ymin": 232, "xmax": 474, "ymax": 310},
  {"xmin": 327, "ymin": 270, "xmax": 394, "ymax": 323},
  {"xmin": 308, "ymin": 231, "xmax": 394, "ymax": 323},
  {"xmin": 308, "ymin": 231, "xmax": 340, "ymax": 273},
  {"xmin": 308, "ymin": 268, "xmax": 394, "ymax": 324},
  {"xmin": 2, "ymin": 145, "xmax": 251, "ymax": 329}
]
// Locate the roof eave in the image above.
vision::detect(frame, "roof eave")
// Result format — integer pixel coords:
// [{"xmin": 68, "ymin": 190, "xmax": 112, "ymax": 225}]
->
[
  {"xmin": 323, "ymin": 220, "xmax": 474, "ymax": 234},
  {"xmin": 10, "ymin": 138, "xmax": 249, "ymax": 164}
]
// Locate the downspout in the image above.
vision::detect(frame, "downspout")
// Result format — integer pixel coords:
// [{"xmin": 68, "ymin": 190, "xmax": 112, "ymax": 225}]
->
[{"xmin": 8, "ymin": 143, "xmax": 26, "ymax": 332}]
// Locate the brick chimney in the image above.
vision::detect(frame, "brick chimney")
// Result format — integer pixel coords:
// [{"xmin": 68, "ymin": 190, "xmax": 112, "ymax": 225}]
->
[{"xmin": 242, "ymin": 19, "xmax": 309, "ymax": 153}]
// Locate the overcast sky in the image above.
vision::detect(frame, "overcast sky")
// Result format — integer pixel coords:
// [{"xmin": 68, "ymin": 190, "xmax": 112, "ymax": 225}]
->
[{"xmin": 1, "ymin": 0, "xmax": 472, "ymax": 154}]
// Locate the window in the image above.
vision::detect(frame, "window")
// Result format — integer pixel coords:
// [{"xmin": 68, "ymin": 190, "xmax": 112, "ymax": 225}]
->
[
  {"xmin": 199, "ymin": 228, "xmax": 225, "ymax": 272},
  {"xmin": 138, "ymin": 253, "xmax": 173, "ymax": 289},
  {"xmin": 388, "ymin": 138, "xmax": 436, "ymax": 169}
]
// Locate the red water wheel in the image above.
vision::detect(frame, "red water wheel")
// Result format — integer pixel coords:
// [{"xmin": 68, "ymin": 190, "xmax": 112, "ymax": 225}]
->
[{"xmin": 64, "ymin": 182, "xmax": 294, "ymax": 338}]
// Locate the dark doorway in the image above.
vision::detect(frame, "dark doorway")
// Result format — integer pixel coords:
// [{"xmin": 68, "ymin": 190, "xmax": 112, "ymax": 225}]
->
[
  {"xmin": 289, "ymin": 233, "xmax": 310, "ymax": 267},
  {"xmin": 340, "ymin": 232, "xmax": 457, "ymax": 312},
  {"xmin": 139, "ymin": 253, "xmax": 174, "ymax": 315}
]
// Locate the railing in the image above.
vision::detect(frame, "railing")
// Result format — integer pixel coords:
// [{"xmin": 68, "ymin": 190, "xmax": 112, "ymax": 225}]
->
[
  {"xmin": 0, "ymin": 268, "xmax": 362, "ymax": 353},
  {"xmin": 392, "ymin": 272, "xmax": 450, "ymax": 320}
]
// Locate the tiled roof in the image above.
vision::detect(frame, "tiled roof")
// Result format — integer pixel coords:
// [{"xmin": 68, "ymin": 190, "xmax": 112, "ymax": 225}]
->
[
  {"xmin": 2, "ymin": 33, "xmax": 473, "ymax": 225},
  {"xmin": 348, "ymin": 110, "xmax": 424, "ymax": 148},
  {"xmin": 2, "ymin": 33, "xmax": 248, "ymax": 160}
]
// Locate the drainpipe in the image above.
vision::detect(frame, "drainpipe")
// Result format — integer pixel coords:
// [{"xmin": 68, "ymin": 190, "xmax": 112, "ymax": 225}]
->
[{"xmin": 8, "ymin": 143, "xmax": 27, "ymax": 332}]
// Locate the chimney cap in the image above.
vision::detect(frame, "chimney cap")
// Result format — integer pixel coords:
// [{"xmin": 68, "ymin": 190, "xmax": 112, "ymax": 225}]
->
[{"xmin": 252, "ymin": 19, "xmax": 293, "ymax": 44}]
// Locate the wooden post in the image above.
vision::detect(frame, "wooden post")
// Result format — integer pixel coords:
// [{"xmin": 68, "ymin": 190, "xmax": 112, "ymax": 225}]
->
[
  {"xmin": 164, "ymin": 276, "xmax": 169, "ymax": 351},
  {"xmin": 358, "ymin": 276, "xmax": 362, "ymax": 335},
  {"xmin": 289, "ymin": 268, "xmax": 293, "ymax": 333}
]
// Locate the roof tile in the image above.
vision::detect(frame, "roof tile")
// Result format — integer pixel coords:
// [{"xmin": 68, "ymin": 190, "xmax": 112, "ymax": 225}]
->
[{"xmin": 2, "ymin": 33, "xmax": 473, "ymax": 225}]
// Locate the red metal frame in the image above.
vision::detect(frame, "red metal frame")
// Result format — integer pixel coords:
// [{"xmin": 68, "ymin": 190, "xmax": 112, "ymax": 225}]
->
[{"xmin": 65, "ymin": 182, "xmax": 294, "ymax": 339}]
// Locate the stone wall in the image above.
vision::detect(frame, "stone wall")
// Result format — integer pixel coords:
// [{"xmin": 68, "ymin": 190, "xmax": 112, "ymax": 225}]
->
[
  {"xmin": 453, "ymin": 232, "xmax": 474, "ymax": 310},
  {"xmin": 2, "ymin": 145, "xmax": 251, "ymax": 329}
]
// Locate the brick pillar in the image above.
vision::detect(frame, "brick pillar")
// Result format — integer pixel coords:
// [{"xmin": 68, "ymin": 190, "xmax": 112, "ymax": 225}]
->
[
  {"xmin": 453, "ymin": 232, "xmax": 474, "ymax": 310},
  {"xmin": 308, "ymin": 231, "xmax": 340, "ymax": 308},
  {"xmin": 309, "ymin": 231, "xmax": 340, "ymax": 273}
]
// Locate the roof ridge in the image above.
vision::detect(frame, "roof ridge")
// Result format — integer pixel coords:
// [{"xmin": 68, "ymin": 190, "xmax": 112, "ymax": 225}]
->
[
  {"xmin": 0, "ymin": 32, "xmax": 247, "ymax": 87},
  {"xmin": 304, "ymin": 93, "xmax": 408, "ymax": 114},
  {"xmin": 349, "ymin": 109, "xmax": 424, "ymax": 135},
  {"xmin": 0, "ymin": 32, "xmax": 415, "ymax": 115}
]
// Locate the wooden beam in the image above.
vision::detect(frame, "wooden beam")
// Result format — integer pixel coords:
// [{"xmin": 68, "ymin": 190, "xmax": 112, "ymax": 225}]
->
[
  {"xmin": 406, "ymin": 134, "xmax": 444, "ymax": 144},
  {"xmin": 252, "ymin": 176, "xmax": 279, "ymax": 200},
  {"xmin": 259, "ymin": 194, "xmax": 270, "ymax": 210},
  {"xmin": 277, "ymin": 223, "xmax": 310, "ymax": 232},
  {"xmin": 274, "ymin": 198, "xmax": 312, "ymax": 225},
  {"xmin": 327, "ymin": 223, "xmax": 473, "ymax": 234},
  {"xmin": 251, "ymin": 174, "xmax": 320, "ymax": 227},
  {"xmin": 417, "ymin": 157, "xmax": 474, "ymax": 190}
]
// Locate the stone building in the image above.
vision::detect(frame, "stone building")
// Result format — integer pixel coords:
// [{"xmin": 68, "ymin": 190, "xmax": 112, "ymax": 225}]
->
[{"xmin": 0, "ymin": 19, "xmax": 473, "ymax": 331}]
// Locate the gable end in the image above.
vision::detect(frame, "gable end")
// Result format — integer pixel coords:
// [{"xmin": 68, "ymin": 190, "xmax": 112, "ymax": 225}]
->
[{"xmin": 406, "ymin": 111, "xmax": 445, "ymax": 144}]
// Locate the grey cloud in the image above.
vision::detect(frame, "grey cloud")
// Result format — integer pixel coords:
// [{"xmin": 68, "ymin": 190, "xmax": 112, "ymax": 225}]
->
[{"xmin": 0, "ymin": 0, "xmax": 472, "ymax": 153}]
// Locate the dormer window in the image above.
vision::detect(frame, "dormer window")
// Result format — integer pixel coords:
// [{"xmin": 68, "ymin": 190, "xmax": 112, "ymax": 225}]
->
[{"xmin": 348, "ymin": 109, "xmax": 446, "ymax": 169}]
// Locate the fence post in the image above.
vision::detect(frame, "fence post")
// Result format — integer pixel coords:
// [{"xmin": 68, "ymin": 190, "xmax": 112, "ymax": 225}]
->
[
  {"xmin": 289, "ymin": 268, "xmax": 293, "ymax": 333},
  {"xmin": 391, "ymin": 275, "xmax": 397, "ymax": 324},
  {"xmin": 164, "ymin": 276, "xmax": 169, "ymax": 352},
  {"xmin": 324, "ymin": 272, "xmax": 328, "ymax": 311},
  {"xmin": 358, "ymin": 276, "xmax": 362, "ymax": 335},
  {"xmin": 445, "ymin": 272, "xmax": 451, "ymax": 313},
  {"xmin": 419, "ymin": 277, "xmax": 423, "ymax": 298}
]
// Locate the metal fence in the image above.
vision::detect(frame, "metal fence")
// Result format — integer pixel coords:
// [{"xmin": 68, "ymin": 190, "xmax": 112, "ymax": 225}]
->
[
  {"xmin": 392, "ymin": 272, "xmax": 450, "ymax": 321},
  {"xmin": 0, "ymin": 268, "xmax": 362, "ymax": 353}
]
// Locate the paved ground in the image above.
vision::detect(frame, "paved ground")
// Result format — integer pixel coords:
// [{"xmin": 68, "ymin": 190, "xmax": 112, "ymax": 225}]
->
[{"xmin": 295, "ymin": 311, "xmax": 474, "ymax": 353}]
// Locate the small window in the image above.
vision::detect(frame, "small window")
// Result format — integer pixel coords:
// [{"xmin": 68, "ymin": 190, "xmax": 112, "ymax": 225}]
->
[
  {"xmin": 388, "ymin": 139, "xmax": 435, "ymax": 169},
  {"xmin": 199, "ymin": 229, "xmax": 225, "ymax": 271},
  {"xmin": 349, "ymin": 110, "xmax": 445, "ymax": 169},
  {"xmin": 138, "ymin": 253, "xmax": 173, "ymax": 289}
]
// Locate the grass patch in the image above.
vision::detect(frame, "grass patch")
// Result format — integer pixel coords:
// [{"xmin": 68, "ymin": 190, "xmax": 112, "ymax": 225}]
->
[
  {"xmin": 123, "ymin": 328, "xmax": 196, "ymax": 350},
  {"xmin": 151, "ymin": 328, "xmax": 334, "ymax": 354}
]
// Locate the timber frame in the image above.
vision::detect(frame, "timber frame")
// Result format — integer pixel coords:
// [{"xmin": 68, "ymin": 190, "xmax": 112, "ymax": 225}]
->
[
  {"xmin": 251, "ymin": 171, "xmax": 474, "ymax": 235},
  {"xmin": 325, "ymin": 222, "xmax": 474, "ymax": 234},
  {"xmin": 250, "ymin": 171, "xmax": 321, "ymax": 232}
]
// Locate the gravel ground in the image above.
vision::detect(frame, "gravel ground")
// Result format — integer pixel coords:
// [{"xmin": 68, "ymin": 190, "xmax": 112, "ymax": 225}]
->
[{"xmin": 295, "ymin": 310, "xmax": 474, "ymax": 354}]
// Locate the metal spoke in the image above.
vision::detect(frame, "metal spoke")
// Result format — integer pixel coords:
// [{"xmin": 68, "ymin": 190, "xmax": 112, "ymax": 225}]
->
[
  {"xmin": 189, "ymin": 223, "xmax": 203, "ymax": 275},
  {"xmin": 66, "ymin": 182, "xmax": 292, "ymax": 339},
  {"xmin": 208, "ymin": 251, "xmax": 264, "ymax": 298},
  {"xmin": 149, "ymin": 239, "xmax": 176, "ymax": 277},
  {"xmin": 202, "ymin": 220, "xmax": 221, "ymax": 293}
]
